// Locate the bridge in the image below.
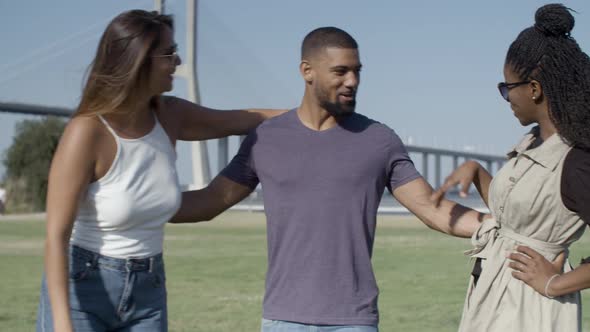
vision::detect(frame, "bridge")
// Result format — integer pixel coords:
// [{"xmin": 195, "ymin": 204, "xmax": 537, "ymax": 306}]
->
[
  {"xmin": 0, "ymin": 0, "xmax": 505, "ymax": 214},
  {"xmin": 0, "ymin": 101, "xmax": 505, "ymax": 191}
]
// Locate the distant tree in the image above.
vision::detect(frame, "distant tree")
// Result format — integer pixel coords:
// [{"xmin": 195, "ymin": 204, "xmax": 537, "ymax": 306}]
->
[{"xmin": 2, "ymin": 116, "xmax": 66, "ymax": 212}]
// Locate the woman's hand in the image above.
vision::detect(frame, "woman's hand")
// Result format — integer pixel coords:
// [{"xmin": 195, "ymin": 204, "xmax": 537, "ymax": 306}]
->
[
  {"xmin": 508, "ymin": 246, "xmax": 566, "ymax": 297},
  {"xmin": 431, "ymin": 160, "xmax": 481, "ymax": 204}
]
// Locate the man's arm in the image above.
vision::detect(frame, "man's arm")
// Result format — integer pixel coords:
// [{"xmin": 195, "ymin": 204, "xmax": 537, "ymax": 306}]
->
[
  {"xmin": 171, "ymin": 175, "xmax": 254, "ymax": 223},
  {"xmin": 393, "ymin": 177, "xmax": 487, "ymax": 238}
]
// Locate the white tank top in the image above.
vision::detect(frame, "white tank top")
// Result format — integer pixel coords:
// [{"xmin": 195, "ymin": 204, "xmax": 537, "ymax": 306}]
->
[{"xmin": 71, "ymin": 114, "xmax": 182, "ymax": 258}]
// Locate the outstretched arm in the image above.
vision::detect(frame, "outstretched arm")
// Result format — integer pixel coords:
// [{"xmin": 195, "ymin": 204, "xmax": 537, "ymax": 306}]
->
[
  {"xmin": 164, "ymin": 96, "xmax": 286, "ymax": 141},
  {"xmin": 430, "ymin": 160, "xmax": 493, "ymax": 207},
  {"xmin": 394, "ymin": 177, "xmax": 487, "ymax": 238},
  {"xmin": 171, "ymin": 175, "xmax": 254, "ymax": 223}
]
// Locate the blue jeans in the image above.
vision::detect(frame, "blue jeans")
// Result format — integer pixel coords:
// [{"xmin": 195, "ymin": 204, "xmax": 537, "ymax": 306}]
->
[
  {"xmin": 261, "ymin": 319, "xmax": 378, "ymax": 332},
  {"xmin": 36, "ymin": 245, "xmax": 167, "ymax": 331}
]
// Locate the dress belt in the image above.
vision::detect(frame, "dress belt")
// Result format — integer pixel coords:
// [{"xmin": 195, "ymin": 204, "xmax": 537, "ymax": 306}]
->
[{"xmin": 465, "ymin": 217, "xmax": 566, "ymax": 261}]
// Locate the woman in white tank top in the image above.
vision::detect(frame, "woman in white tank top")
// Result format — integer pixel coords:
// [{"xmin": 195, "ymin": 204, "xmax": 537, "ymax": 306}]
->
[{"xmin": 37, "ymin": 10, "xmax": 284, "ymax": 332}]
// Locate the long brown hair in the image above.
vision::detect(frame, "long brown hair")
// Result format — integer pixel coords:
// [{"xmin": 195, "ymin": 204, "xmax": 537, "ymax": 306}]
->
[{"xmin": 76, "ymin": 10, "xmax": 173, "ymax": 117}]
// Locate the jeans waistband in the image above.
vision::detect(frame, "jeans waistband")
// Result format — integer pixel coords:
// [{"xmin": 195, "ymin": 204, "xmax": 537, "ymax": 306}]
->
[{"xmin": 70, "ymin": 245, "xmax": 163, "ymax": 272}]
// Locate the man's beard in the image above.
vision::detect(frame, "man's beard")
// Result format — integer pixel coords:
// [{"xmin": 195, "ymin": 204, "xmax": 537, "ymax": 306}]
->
[
  {"xmin": 315, "ymin": 83, "xmax": 356, "ymax": 117},
  {"xmin": 320, "ymin": 100, "xmax": 356, "ymax": 117}
]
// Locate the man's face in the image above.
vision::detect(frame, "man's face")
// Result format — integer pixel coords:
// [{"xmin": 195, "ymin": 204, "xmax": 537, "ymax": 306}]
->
[{"xmin": 309, "ymin": 47, "xmax": 361, "ymax": 117}]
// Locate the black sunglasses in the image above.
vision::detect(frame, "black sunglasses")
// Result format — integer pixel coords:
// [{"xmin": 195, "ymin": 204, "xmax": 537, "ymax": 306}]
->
[{"xmin": 497, "ymin": 81, "xmax": 531, "ymax": 102}]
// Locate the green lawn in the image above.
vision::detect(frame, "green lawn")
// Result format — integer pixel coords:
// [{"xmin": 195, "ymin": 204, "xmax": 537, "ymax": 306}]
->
[{"xmin": 1, "ymin": 211, "xmax": 590, "ymax": 331}]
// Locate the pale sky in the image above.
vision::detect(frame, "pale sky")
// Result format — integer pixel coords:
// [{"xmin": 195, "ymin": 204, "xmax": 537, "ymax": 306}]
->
[{"xmin": 1, "ymin": 0, "xmax": 589, "ymax": 185}]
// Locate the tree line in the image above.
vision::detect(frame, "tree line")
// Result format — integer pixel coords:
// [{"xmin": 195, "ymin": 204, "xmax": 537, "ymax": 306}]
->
[{"xmin": 2, "ymin": 117, "xmax": 66, "ymax": 213}]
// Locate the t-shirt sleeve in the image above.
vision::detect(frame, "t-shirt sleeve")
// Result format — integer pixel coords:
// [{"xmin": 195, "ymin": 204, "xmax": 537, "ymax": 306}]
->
[
  {"xmin": 386, "ymin": 130, "xmax": 422, "ymax": 192},
  {"xmin": 220, "ymin": 131, "xmax": 260, "ymax": 189},
  {"xmin": 561, "ymin": 148, "xmax": 590, "ymax": 225}
]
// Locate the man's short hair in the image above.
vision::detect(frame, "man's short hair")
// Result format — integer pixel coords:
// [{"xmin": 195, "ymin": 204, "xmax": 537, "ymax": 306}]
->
[{"xmin": 301, "ymin": 27, "xmax": 358, "ymax": 60}]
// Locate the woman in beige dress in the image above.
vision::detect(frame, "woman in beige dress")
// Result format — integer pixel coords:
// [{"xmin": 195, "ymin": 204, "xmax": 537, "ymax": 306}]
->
[{"xmin": 432, "ymin": 3, "xmax": 590, "ymax": 332}]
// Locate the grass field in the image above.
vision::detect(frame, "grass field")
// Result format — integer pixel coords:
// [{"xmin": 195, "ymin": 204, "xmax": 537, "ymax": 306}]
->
[{"xmin": 1, "ymin": 211, "xmax": 590, "ymax": 331}]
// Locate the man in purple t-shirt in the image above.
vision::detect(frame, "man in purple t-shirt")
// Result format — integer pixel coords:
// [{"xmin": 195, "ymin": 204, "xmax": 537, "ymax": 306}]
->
[{"xmin": 173, "ymin": 27, "xmax": 483, "ymax": 331}]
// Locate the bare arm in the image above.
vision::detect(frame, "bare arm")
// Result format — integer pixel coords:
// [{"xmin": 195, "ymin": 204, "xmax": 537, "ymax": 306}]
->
[
  {"xmin": 394, "ymin": 177, "xmax": 487, "ymax": 238},
  {"xmin": 431, "ymin": 160, "xmax": 493, "ymax": 207},
  {"xmin": 165, "ymin": 97, "xmax": 286, "ymax": 141},
  {"xmin": 548, "ymin": 263, "xmax": 590, "ymax": 297},
  {"xmin": 44, "ymin": 118, "xmax": 97, "ymax": 332},
  {"xmin": 171, "ymin": 175, "xmax": 254, "ymax": 223}
]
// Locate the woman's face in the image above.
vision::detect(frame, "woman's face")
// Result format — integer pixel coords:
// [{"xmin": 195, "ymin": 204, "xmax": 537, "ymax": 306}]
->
[
  {"xmin": 148, "ymin": 25, "xmax": 181, "ymax": 95},
  {"xmin": 502, "ymin": 65, "xmax": 539, "ymax": 126}
]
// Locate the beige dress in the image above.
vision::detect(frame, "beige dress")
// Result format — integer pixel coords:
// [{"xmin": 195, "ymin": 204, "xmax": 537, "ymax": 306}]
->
[{"xmin": 459, "ymin": 129, "xmax": 586, "ymax": 332}]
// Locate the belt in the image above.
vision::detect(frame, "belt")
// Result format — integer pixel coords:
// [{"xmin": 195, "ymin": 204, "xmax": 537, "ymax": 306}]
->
[{"xmin": 464, "ymin": 217, "xmax": 566, "ymax": 261}]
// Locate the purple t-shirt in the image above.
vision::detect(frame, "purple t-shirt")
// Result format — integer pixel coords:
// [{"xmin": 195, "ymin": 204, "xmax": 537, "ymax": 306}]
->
[{"xmin": 221, "ymin": 109, "xmax": 421, "ymax": 326}]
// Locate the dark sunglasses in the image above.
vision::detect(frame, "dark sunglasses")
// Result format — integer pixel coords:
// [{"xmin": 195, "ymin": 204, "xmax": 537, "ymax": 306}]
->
[{"xmin": 497, "ymin": 81, "xmax": 531, "ymax": 102}]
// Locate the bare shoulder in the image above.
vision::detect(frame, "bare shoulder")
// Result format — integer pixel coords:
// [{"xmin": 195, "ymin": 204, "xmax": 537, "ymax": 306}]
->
[
  {"xmin": 58, "ymin": 115, "xmax": 106, "ymax": 157},
  {"xmin": 159, "ymin": 95, "xmax": 188, "ymax": 117},
  {"xmin": 161, "ymin": 95, "xmax": 184, "ymax": 108},
  {"xmin": 159, "ymin": 95, "xmax": 210, "ymax": 115},
  {"xmin": 46, "ymin": 116, "xmax": 106, "ymax": 201},
  {"xmin": 64, "ymin": 115, "xmax": 103, "ymax": 141},
  {"xmin": 155, "ymin": 95, "xmax": 186, "ymax": 142}
]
